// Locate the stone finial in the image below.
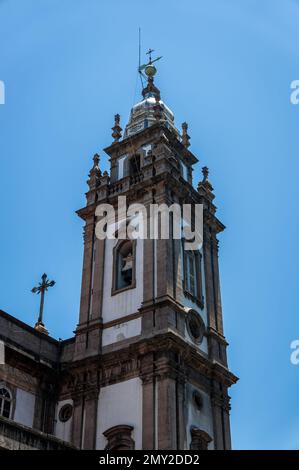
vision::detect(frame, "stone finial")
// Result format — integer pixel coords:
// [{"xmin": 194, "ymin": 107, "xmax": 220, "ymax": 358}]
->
[
  {"xmin": 111, "ymin": 113, "xmax": 122, "ymax": 143},
  {"xmin": 182, "ymin": 122, "xmax": 190, "ymax": 148},
  {"xmin": 92, "ymin": 153, "xmax": 100, "ymax": 169},
  {"xmin": 202, "ymin": 166, "xmax": 209, "ymax": 182},
  {"xmin": 87, "ymin": 153, "xmax": 101, "ymax": 189},
  {"xmin": 198, "ymin": 166, "xmax": 213, "ymax": 193}
]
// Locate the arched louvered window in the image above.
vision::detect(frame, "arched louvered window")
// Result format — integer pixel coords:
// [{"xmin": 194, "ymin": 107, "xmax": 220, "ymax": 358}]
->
[
  {"xmin": 112, "ymin": 239, "xmax": 136, "ymax": 294},
  {"xmin": 183, "ymin": 249, "xmax": 204, "ymax": 309}
]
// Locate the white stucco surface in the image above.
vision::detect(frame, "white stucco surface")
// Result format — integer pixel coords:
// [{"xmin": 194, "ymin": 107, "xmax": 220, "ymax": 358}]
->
[
  {"xmin": 102, "ymin": 318, "xmax": 141, "ymax": 346},
  {"xmin": 186, "ymin": 386, "xmax": 214, "ymax": 450},
  {"xmin": 96, "ymin": 377, "xmax": 142, "ymax": 449},
  {"xmin": 14, "ymin": 388, "xmax": 35, "ymax": 428},
  {"xmin": 54, "ymin": 399, "xmax": 73, "ymax": 442}
]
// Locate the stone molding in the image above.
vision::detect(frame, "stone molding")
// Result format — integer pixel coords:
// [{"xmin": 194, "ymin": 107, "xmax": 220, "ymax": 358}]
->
[
  {"xmin": 103, "ymin": 424, "xmax": 135, "ymax": 450},
  {"xmin": 190, "ymin": 427, "xmax": 212, "ymax": 450}
]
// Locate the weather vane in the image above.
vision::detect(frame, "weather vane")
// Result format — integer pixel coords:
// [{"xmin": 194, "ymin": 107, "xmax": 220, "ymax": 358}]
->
[
  {"xmin": 146, "ymin": 48, "xmax": 155, "ymax": 63},
  {"xmin": 138, "ymin": 47, "xmax": 162, "ymax": 81},
  {"xmin": 31, "ymin": 273, "xmax": 55, "ymax": 335}
]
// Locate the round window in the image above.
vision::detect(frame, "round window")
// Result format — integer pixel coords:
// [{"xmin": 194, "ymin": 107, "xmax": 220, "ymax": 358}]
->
[
  {"xmin": 59, "ymin": 403, "xmax": 73, "ymax": 422},
  {"xmin": 186, "ymin": 310, "xmax": 205, "ymax": 344}
]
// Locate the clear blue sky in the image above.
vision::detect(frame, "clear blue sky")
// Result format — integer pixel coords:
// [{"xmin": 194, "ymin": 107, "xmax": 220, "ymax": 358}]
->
[{"xmin": 1, "ymin": 0, "xmax": 299, "ymax": 450}]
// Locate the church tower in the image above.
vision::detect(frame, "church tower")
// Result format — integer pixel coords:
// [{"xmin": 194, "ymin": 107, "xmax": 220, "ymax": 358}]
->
[{"xmin": 68, "ymin": 55, "xmax": 237, "ymax": 450}]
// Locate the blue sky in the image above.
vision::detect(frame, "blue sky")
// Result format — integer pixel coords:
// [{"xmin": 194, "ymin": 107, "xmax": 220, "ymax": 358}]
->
[{"xmin": 1, "ymin": 0, "xmax": 299, "ymax": 450}]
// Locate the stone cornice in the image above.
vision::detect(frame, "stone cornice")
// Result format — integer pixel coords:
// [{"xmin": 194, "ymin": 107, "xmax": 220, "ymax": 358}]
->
[
  {"xmin": 75, "ymin": 311, "xmax": 141, "ymax": 336},
  {"xmin": 63, "ymin": 330, "xmax": 237, "ymax": 389},
  {"xmin": 206, "ymin": 327, "xmax": 228, "ymax": 346}
]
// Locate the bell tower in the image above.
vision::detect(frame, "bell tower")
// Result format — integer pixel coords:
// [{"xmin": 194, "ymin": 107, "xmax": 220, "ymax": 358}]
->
[{"xmin": 69, "ymin": 54, "xmax": 237, "ymax": 450}]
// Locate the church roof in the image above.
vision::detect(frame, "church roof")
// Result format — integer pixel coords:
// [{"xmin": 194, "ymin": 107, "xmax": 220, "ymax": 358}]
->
[{"xmin": 124, "ymin": 90, "xmax": 179, "ymax": 139}]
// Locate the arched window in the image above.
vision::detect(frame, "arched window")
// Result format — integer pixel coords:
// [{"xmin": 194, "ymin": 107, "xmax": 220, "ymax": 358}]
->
[
  {"xmin": 103, "ymin": 425, "xmax": 135, "ymax": 450},
  {"xmin": 112, "ymin": 240, "xmax": 136, "ymax": 294},
  {"xmin": 0, "ymin": 387, "xmax": 12, "ymax": 419}
]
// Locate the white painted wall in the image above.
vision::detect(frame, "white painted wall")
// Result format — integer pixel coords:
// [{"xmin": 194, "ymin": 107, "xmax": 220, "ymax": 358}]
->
[
  {"xmin": 102, "ymin": 318, "xmax": 141, "ymax": 347},
  {"xmin": 186, "ymin": 386, "xmax": 214, "ymax": 450},
  {"xmin": 54, "ymin": 399, "xmax": 73, "ymax": 442},
  {"xmin": 96, "ymin": 378, "xmax": 143, "ymax": 450},
  {"xmin": 102, "ymin": 239, "xmax": 144, "ymax": 323},
  {"xmin": 14, "ymin": 388, "xmax": 35, "ymax": 428}
]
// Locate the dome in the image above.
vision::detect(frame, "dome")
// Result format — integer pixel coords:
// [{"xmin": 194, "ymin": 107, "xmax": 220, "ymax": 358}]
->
[{"xmin": 124, "ymin": 88, "xmax": 179, "ymax": 138}]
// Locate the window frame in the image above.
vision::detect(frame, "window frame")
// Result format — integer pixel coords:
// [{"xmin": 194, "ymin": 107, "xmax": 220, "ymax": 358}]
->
[
  {"xmin": 185, "ymin": 309, "xmax": 206, "ymax": 345},
  {"xmin": 58, "ymin": 403, "xmax": 73, "ymax": 423},
  {"xmin": 182, "ymin": 245, "xmax": 204, "ymax": 309},
  {"xmin": 111, "ymin": 239, "xmax": 137, "ymax": 296},
  {"xmin": 0, "ymin": 385, "xmax": 13, "ymax": 420}
]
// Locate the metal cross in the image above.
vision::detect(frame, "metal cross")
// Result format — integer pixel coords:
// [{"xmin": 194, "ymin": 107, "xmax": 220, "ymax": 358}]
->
[
  {"xmin": 146, "ymin": 48, "xmax": 154, "ymax": 63},
  {"xmin": 31, "ymin": 273, "xmax": 55, "ymax": 328}
]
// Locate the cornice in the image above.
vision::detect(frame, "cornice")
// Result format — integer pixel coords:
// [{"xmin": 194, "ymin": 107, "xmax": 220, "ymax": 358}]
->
[{"xmin": 64, "ymin": 330, "xmax": 237, "ymax": 388}]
